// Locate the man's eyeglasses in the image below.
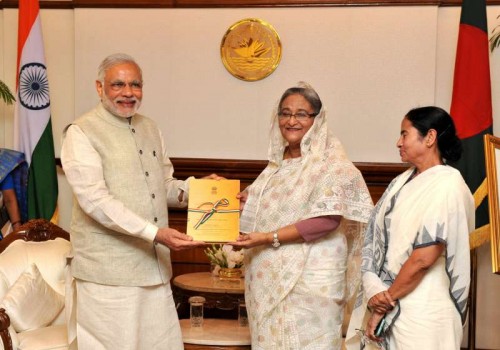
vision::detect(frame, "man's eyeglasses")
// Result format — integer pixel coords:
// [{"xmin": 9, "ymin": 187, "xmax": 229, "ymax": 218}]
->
[
  {"xmin": 107, "ymin": 81, "xmax": 143, "ymax": 92},
  {"xmin": 278, "ymin": 110, "xmax": 316, "ymax": 121}
]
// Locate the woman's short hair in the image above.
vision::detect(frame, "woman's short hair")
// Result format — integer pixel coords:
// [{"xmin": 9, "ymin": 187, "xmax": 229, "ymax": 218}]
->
[
  {"xmin": 278, "ymin": 82, "xmax": 322, "ymax": 116},
  {"xmin": 405, "ymin": 106, "xmax": 463, "ymax": 162},
  {"xmin": 97, "ymin": 53, "xmax": 142, "ymax": 82}
]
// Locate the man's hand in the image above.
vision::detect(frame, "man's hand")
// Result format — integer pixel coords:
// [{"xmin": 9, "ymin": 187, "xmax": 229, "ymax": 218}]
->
[{"xmin": 155, "ymin": 227, "xmax": 205, "ymax": 251}]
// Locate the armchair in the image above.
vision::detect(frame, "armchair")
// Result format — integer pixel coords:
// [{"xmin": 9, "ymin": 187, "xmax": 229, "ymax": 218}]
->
[{"xmin": 0, "ymin": 219, "xmax": 71, "ymax": 350}]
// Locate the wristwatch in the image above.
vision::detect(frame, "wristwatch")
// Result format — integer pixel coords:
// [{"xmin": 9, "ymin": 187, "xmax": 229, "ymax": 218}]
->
[{"xmin": 272, "ymin": 231, "xmax": 280, "ymax": 248}]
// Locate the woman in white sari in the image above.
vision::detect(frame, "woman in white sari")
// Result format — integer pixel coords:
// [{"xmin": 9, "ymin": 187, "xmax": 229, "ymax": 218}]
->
[
  {"xmin": 347, "ymin": 106, "xmax": 474, "ymax": 349},
  {"xmin": 232, "ymin": 83, "xmax": 373, "ymax": 349}
]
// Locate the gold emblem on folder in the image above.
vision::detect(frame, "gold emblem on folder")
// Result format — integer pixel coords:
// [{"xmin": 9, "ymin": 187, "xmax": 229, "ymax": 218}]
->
[{"xmin": 220, "ymin": 18, "xmax": 282, "ymax": 82}]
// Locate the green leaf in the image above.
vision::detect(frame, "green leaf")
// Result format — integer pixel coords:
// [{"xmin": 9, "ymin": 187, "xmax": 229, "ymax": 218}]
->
[{"xmin": 0, "ymin": 80, "xmax": 15, "ymax": 105}]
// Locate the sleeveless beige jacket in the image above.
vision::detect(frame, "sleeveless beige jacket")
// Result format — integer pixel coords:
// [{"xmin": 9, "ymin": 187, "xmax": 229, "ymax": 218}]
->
[{"xmin": 67, "ymin": 103, "xmax": 173, "ymax": 286}]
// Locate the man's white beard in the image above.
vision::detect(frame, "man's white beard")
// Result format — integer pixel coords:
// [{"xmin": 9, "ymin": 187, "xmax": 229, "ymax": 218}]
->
[{"xmin": 102, "ymin": 94, "xmax": 141, "ymax": 118}]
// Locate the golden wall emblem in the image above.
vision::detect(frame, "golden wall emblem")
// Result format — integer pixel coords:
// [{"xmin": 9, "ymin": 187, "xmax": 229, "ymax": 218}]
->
[{"xmin": 220, "ymin": 18, "xmax": 282, "ymax": 82}]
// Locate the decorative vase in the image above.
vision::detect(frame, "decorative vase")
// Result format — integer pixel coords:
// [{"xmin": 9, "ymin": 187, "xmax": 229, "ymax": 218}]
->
[{"xmin": 218, "ymin": 267, "xmax": 242, "ymax": 279}]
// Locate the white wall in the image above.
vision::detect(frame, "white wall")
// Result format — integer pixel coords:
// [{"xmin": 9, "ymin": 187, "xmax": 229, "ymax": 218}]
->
[
  {"xmin": 73, "ymin": 7, "xmax": 441, "ymax": 163},
  {"xmin": 1, "ymin": 5, "xmax": 500, "ymax": 348}
]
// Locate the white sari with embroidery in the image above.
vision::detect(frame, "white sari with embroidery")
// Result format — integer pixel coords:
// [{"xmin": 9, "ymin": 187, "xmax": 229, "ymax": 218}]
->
[
  {"xmin": 346, "ymin": 165, "xmax": 474, "ymax": 350},
  {"xmin": 240, "ymin": 107, "xmax": 373, "ymax": 349}
]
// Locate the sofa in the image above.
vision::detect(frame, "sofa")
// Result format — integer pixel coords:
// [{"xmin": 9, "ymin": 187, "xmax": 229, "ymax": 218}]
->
[{"xmin": 0, "ymin": 219, "xmax": 71, "ymax": 350}]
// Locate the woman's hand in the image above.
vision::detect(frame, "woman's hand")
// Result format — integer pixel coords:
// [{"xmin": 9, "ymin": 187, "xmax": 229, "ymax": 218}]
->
[
  {"xmin": 231, "ymin": 232, "xmax": 270, "ymax": 248},
  {"xmin": 368, "ymin": 290, "xmax": 396, "ymax": 314},
  {"xmin": 366, "ymin": 311, "xmax": 385, "ymax": 342},
  {"xmin": 236, "ymin": 191, "xmax": 248, "ymax": 211}
]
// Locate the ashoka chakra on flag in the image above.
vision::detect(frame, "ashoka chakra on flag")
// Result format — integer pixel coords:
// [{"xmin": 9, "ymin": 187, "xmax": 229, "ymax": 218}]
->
[{"xmin": 18, "ymin": 62, "xmax": 50, "ymax": 110}]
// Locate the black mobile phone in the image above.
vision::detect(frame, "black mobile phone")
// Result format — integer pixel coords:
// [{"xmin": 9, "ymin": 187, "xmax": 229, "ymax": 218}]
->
[{"xmin": 374, "ymin": 316, "xmax": 386, "ymax": 337}]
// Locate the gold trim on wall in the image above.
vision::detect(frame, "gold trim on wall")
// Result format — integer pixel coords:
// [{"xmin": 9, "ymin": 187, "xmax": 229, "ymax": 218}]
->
[
  {"xmin": 484, "ymin": 134, "xmax": 500, "ymax": 274},
  {"xmin": 2, "ymin": 0, "xmax": 500, "ymax": 9}
]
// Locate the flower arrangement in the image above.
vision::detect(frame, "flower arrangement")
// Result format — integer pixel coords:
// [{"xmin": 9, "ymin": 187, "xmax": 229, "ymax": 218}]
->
[{"xmin": 204, "ymin": 244, "xmax": 244, "ymax": 276}]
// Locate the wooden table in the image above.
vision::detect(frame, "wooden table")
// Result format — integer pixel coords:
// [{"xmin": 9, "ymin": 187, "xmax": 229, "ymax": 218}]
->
[
  {"xmin": 173, "ymin": 272, "xmax": 244, "ymax": 310},
  {"xmin": 174, "ymin": 274, "xmax": 250, "ymax": 349},
  {"xmin": 181, "ymin": 319, "xmax": 250, "ymax": 349},
  {"xmin": 173, "ymin": 272, "xmax": 244, "ymax": 294}
]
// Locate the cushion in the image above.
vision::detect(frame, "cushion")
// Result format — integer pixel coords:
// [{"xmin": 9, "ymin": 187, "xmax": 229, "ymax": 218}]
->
[
  {"xmin": 50, "ymin": 303, "xmax": 66, "ymax": 326},
  {"xmin": 17, "ymin": 324, "xmax": 68, "ymax": 350},
  {"xmin": 0, "ymin": 264, "xmax": 64, "ymax": 332},
  {"xmin": 0, "ymin": 239, "xmax": 71, "ymax": 299}
]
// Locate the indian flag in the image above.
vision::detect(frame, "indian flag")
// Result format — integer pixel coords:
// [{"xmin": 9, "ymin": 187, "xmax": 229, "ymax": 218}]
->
[{"xmin": 14, "ymin": 0, "xmax": 58, "ymax": 221}]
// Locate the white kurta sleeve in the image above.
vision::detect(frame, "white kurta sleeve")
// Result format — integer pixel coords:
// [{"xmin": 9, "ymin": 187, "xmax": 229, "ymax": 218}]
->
[
  {"xmin": 362, "ymin": 271, "xmax": 389, "ymax": 300},
  {"xmin": 61, "ymin": 125, "xmax": 158, "ymax": 242},
  {"xmin": 158, "ymin": 128, "xmax": 193, "ymax": 207}
]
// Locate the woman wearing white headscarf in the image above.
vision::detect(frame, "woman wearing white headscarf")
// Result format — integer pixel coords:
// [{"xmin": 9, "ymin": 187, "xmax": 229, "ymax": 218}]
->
[{"xmin": 232, "ymin": 82, "xmax": 373, "ymax": 349}]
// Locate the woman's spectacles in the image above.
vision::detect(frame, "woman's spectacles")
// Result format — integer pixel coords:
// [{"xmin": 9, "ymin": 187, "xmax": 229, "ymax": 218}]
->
[{"xmin": 278, "ymin": 110, "xmax": 316, "ymax": 121}]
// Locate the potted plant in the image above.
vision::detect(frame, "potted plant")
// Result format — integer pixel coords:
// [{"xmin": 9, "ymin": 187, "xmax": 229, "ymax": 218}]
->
[
  {"xmin": 490, "ymin": 15, "xmax": 500, "ymax": 52},
  {"xmin": 0, "ymin": 80, "xmax": 15, "ymax": 105},
  {"xmin": 204, "ymin": 244, "xmax": 244, "ymax": 278}
]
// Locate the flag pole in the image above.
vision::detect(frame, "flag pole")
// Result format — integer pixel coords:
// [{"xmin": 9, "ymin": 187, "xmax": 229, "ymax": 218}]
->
[
  {"xmin": 449, "ymin": 0, "xmax": 492, "ymax": 347},
  {"xmin": 468, "ymin": 249, "xmax": 477, "ymax": 350}
]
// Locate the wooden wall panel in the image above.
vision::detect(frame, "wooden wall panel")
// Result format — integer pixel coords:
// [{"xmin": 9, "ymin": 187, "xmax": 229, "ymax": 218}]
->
[
  {"xmin": 56, "ymin": 157, "xmax": 407, "ymax": 276},
  {"xmin": 168, "ymin": 157, "xmax": 408, "ymax": 277}
]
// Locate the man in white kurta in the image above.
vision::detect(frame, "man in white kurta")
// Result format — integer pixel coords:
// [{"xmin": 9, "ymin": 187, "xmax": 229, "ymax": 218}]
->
[{"xmin": 61, "ymin": 53, "xmax": 206, "ymax": 349}]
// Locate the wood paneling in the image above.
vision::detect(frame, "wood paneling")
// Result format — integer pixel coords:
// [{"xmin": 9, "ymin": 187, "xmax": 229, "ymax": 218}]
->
[
  {"xmin": 55, "ymin": 156, "xmax": 407, "ymax": 276},
  {"xmin": 0, "ymin": 0, "xmax": 496, "ymax": 9},
  {"xmin": 168, "ymin": 157, "xmax": 408, "ymax": 277},
  {"xmin": 170, "ymin": 157, "xmax": 408, "ymax": 202}
]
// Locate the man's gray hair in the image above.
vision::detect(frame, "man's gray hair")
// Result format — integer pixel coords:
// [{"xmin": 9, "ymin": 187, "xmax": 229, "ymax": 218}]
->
[{"xmin": 97, "ymin": 53, "xmax": 142, "ymax": 82}]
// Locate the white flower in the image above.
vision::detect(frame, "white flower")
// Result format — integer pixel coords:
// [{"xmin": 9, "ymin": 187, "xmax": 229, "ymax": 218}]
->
[
  {"xmin": 228, "ymin": 250, "xmax": 244, "ymax": 266},
  {"xmin": 215, "ymin": 250, "xmax": 224, "ymax": 262},
  {"xmin": 204, "ymin": 244, "xmax": 244, "ymax": 269},
  {"xmin": 222, "ymin": 244, "xmax": 234, "ymax": 254}
]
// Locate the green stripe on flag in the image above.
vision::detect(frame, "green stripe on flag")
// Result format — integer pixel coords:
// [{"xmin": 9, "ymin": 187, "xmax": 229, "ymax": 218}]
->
[
  {"xmin": 460, "ymin": 0, "xmax": 487, "ymax": 32},
  {"xmin": 450, "ymin": 126, "xmax": 493, "ymax": 227},
  {"xmin": 27, "ymin": 119, "xmax": 58, "ymax": 220}
]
